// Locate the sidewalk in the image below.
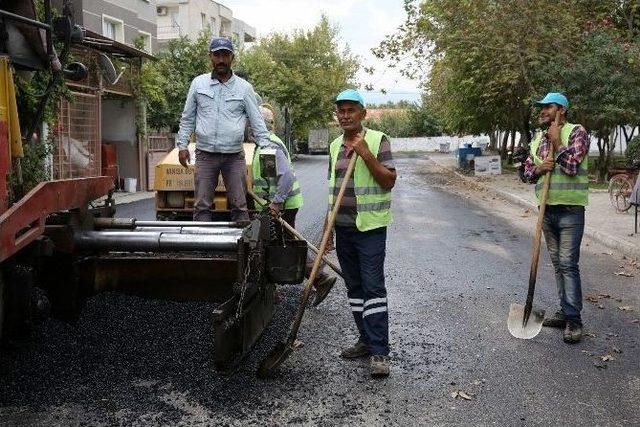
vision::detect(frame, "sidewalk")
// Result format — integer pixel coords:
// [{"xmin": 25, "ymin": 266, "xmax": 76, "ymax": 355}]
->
[{"xmin": 427, "ymin": 152, "xmax": 640, "ymax": 259}]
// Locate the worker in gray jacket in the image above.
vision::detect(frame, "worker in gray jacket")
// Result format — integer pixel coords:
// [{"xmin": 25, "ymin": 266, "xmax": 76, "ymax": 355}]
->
[{"xmin": 176, "ymin": 37, "xmax": 270, "ymax": 222}]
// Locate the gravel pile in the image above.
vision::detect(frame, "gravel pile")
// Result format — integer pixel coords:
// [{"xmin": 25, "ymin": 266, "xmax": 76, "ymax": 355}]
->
[{"xmin": 0, "ymin": 284, "xmax": 312, "ymax": 425}]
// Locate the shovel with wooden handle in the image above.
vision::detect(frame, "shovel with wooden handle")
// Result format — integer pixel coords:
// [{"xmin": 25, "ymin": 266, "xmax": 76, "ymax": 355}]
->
[
  {"xmin": 257, "ymin": 152, "xmax": 358, "ymax": 377},
  {"xmin": 247, "ymin": 188, "xmax": 343, "ymax": 278},
  {"xmin": 508, "ymin": 111, "xmax": 560, "ymax": 339}
]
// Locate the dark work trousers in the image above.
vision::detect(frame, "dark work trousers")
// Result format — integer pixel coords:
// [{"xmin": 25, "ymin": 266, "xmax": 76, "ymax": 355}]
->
[
  {"xmin": 335, "ymin": 225, "xmax": 389, "ymax": 356},
  {"xmin": 542, "ymin": 205, "xmax": 585, "ymax": 323},
  {"xmin": 193, "ymin": 149, "xmax": 249, "ymax": 222}
]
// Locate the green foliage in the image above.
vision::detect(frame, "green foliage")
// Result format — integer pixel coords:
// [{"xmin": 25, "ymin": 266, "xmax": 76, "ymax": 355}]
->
[
  {"xmin": 18, "ymin": 142, "xmax": 51, "ymax": 194},
  {"xmin": 138, "ymin": 30, "xmax": 212, "ymax": 131},
  {"xmin": 363, "ymin": 105, "xmax": 441, "ymax": 137},
  {"xmin": 627, "ymin": 135, "xmax": 640, "ymax": 164},
  {"xmin": 236, "ymin": 15, "xmax": 359, "ymax": 141},
  {"xmin": 376, "ymin": 0, "xmax": 640, "ymax": 177}
]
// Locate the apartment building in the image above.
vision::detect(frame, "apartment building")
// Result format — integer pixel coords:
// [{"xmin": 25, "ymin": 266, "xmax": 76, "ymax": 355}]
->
[
  {"xmin": 53, "ymin": 0, "xmax": 158, "ymax": 53},
  {"xmin": 156, "ymin": 0, "xmax": 256, "ymax": 49}
]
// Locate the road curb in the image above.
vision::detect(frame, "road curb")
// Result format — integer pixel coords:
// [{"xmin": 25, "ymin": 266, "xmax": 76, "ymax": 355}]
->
[{"xmin": 428, "ymin": 157, "xmax": 640, "ymax": 259}]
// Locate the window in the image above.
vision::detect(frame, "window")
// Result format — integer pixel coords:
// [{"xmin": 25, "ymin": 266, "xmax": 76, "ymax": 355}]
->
[
  {"xmin": 210, "ymin": 17, "xmax": 216, "ymax": 30},
  {"xmin": 201, "ymin": 13, "xmax": 206, "ymax": 29},
  {"xmin": 138, "ymin": 30, "xmax": 152, "ymax": 54},
  {"xmin": 102, "ymin": 15, "xmax": 124, "ymax": 42}
]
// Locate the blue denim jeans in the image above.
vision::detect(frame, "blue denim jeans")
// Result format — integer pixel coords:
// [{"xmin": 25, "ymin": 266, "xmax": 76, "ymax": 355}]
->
[
  {"xmin": 542, "ymin": 205, "xmax": 585, "ymax": 323},
  {"xmin": 335, "ymin": 226, "xmax": 389, "ymax": 356}
]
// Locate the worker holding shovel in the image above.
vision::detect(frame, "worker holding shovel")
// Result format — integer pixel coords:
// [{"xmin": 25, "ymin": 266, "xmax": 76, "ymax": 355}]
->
[
  {"xmin": 523, "ymin": 92, "xmax": 590, "ymax": 343},
  {"xmin": 326, "ymin": 89, "xmax": 397, "ymax": 377}
]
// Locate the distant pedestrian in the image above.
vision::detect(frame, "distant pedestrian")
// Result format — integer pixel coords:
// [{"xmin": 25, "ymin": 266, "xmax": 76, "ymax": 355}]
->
[
  {"xmin": 523, "ymin": 92, "xmax": 590, "ymax": 343},
  {"xmin": 326, "ymin": 89, "xmax": 397, "ymax": 377},
  {"xmin": 176, "ymin": 37, "xmax": 270, "ymax": 222}
]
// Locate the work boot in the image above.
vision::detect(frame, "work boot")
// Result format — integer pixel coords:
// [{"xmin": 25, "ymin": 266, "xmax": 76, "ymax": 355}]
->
[
  {"xmin": 340, "ymin": 341, "xmax": 370, "ymax": 359},
  {"xmin": 370, "ymin": 355, "xmax": 390, "ymax": 378},
  {"xmin": 563, "ymin": 321, "xmax": 583, "ymax": 344},
  {"xmin": 542, "ymin": 311, "xmax": 566, "ymax": 328},
  {"xmin": 312, "ymin": 273, "xmax": 337, "ymax": 307}
]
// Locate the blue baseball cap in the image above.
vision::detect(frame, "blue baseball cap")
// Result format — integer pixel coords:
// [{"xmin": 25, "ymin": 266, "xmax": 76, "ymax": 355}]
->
[
  {"xmin": 210, "ymin": 37, "xmax": 234, "ymax": 53},
  {"xmin": 335, "ymin": 89, "xmax": 365, "ymax": 108},
  {"xmin": 535, "ymin": 92, "xmax": 569, "ymax": 109}
]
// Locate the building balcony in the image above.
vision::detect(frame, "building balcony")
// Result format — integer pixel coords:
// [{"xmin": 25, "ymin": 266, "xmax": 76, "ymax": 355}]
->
[{"xmin": 157, "ymin": 25, "xmax": 181, "ymax": 39}]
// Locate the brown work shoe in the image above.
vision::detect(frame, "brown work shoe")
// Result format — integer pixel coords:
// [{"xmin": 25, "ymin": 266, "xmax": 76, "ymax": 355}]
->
[
  {"xmin": 340, "ymin": 341, "xmax": 371, "ymax": 359},
  {"xmin": 370, "ymin": 355, "xmax": 390, "ymax": 378},
  {"xmin": 312, "ymin": 274, "xmax": 337, "ymax": 307},
  {"xmin": 563, "ymin": 321, "xmax": 583, "ymax": 344},
  {"xmin": 542, "ymin": 311, "xmax": 566, "ymax": 328}
]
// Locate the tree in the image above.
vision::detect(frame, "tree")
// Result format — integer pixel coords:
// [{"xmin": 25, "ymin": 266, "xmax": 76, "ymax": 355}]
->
[
  {"xmin": 374, "ymin": 1, "xmax": 604, "ymax": 146},
  {"xmin": 139, "ymin": 30, "xmax": 212, "ymax": 131},
  {"xmin": 236, "ymin": 15, "xmax": 359, "ymax": 141},
  {"xmin": 375, "ymin": 0, "xmax": 640, "ymax": 169},
  {"xmin": 550, "ymin": 28, "xmax": 640, "ymax": 181}
]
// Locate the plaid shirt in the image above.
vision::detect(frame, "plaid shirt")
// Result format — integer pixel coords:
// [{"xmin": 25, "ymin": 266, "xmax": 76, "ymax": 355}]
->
[{"xmin": 524, "ymin": 125, "xmax": 590, "ymax": 182}]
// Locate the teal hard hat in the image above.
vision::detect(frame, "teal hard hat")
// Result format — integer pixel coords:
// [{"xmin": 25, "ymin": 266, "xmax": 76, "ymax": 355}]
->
[
  {"xmin": 335, "ymin": 89, "xmax": 365, "ymax": 108},
  {"xmin": 535, "ymin": 92, "xmax": 569, "ymax": 109}
]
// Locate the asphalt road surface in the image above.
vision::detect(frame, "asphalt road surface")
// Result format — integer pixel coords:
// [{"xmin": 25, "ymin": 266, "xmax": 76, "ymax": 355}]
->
[{"xmin": 1, "ymin": 154, "xmax": 638, "ymax": 425}]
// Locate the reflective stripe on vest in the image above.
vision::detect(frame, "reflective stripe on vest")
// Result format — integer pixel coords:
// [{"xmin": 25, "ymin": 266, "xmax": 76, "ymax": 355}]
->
[
  {"xmin": 252, "ymin": 134, "xmax": 303, "ymax": 210},
  {"xmin": 530, "ymin": 123, "xmax": 588, "ymax": 206},
  {"xmin": 328, "ymin": 128, "xmax": 393, "ymax": 231}
]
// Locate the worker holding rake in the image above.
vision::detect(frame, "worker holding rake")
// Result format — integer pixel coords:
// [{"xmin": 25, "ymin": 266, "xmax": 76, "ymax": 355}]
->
[{"xmin": 326, "ymin": 89, "xmax": 397, "ymax": 377}]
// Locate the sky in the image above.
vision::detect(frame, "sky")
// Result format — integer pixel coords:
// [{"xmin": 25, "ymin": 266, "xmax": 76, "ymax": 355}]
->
[{"xmin": 219, "ymin": 0, "xmax": 422, "ymax": 106}]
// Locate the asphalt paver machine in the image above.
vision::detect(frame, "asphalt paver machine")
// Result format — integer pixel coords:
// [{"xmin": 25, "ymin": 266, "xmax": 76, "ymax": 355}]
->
[{"xmin": 0, "ymin": 0, "xmax": 304, "ymax": 372}]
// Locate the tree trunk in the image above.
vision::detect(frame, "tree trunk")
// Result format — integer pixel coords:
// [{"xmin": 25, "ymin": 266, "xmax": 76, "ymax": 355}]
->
[
  {"xmin": 500, "ymin": 130, "xmax": 510, "ymax": 160},
  {"xmin": 508, "ymin": 129, "xmax": 517, "ymax": 163},
  {"xmin": 596, "ymin": 134, "xmax": 610, "ymax": 183},
  {"xmin": 489, "ymin": 129, "xmax": 498, "ymax": 151},
  {"xmin": 521, "ymin": 111, "xmax": 532, "ymax": 146}
]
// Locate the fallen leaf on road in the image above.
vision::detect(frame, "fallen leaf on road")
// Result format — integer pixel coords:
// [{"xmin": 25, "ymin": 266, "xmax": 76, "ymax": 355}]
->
[
  {"xmin": 618, "ymin": 306, "xmax": 634, "ymax": 311},
  {"xmin": 614, "ymin": 271, "xmax": 634, "ymax": 278},
  {"xmin": 585, "ymin": 294, "xmax": 599, "ymax": 303},
  {"xmin": 520, "ymin": 209, "xmax": 531, "ymax": 218},
  {"xmin": 581, "ymin": 350, "xmax": 593, "ymax": 356},
  {"xmin": 600, "ymin": 354, "xmax": 615, "ymax": 362},
  {"xmin": 472, "ymin": 379, "xmax": 482, "ymax": 386},
  {"xmin": 293, "ymin": 339, "xmax": 304, "ymax": 349},
  {"xmin": 451, "ymin": 390, "xmax": 474, "ymax": 400},
  {"xmin": 597, "ymin": 294, "xmax": 611, "ymax": 299},
  {"xmin": 585, "ymin": 332, "xmax": 597, "ymax": 338},
  {"xmin": 597, "ymin": 304, "xmax": 605, "ymax": 309},
  {"xmin": 632, "ymin": 319, "xmax": 639, "ymax": 324},
  {"xmin": 612, "ymin": 347, "xmax": 622, "ymax": 354}
]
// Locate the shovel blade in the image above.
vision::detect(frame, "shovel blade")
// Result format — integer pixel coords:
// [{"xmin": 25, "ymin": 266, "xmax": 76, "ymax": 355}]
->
[
  {"xmin": 507, "ymin": 303, "xmax": 545, "ymax": 339},
  {"xmin": 256, "ymin": 342, "xmax": 293, "ymax": 378}
]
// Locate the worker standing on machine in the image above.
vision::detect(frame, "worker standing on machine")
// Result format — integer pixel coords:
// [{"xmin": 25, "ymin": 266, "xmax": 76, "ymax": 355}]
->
[{"xmin": 175, "ymin": 37, "xmax": 270, "ymax": 222}]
